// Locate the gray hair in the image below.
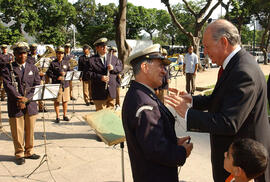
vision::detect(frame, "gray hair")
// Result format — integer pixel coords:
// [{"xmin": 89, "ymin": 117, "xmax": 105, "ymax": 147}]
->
[
  {"xmin": 131, "ymin": 59, "xmax": 153, "ymax": 76},
  {"xmin": 211, "ymin": 19, "xmax": 241, "ymax": 46}
]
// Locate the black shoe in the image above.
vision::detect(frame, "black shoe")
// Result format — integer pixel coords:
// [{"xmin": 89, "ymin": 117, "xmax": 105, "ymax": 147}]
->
[
  {"xmin": 15, "ymin": 158, "xmax": 25, "ymax": 165},
  {"xmin": 70, "ymin": 96, "xmax": 76, "ymax": 100},
  {"xmin": 63, "ymin": 116, "xmax": 70, "ymax": 121},
  {"xmin": 1, "ymin": 98, "xmax": 4, "ymax": 101},
  {"xmin": 25, "ymin": 154, "xmax": 40, "ymax": 160},
  {"xmin": 54, "ymin": 118, "xmax": 60, "ymax": 123},
  {"xmin": 86, "ymin": 103, "xmax": 90, "ymax": 106},
  {"xmin": 90, "ymin": 101, "xmax": 94, "ymax": 105}
]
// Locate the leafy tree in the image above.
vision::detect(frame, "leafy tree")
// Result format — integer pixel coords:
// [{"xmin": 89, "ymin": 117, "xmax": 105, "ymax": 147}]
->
[
  {"xmin": 74, "ymin": 1, "xmax": 117, "ymax": 46},
  {"xmin": 0, "ymin": 24, "xmax": 24, "ymax": 45},
  {"xmin": 0, "ymin": 0, "xmax": 76, "ymax": 45},
  {"xmin": 161, "ymin": 0, "xmax": 221, "ymax": 58}
]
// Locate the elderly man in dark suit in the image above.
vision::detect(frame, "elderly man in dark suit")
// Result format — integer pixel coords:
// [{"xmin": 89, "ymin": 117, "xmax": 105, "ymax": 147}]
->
[
  {"xmin": 122, "ymin": 44, "xmax": 193, "ymax": 182},
  {"xmin": 166, "ymin": 19, "xmax": 270, "ymax": 182},
  {"xmin": 2, "ymin": 42, "xmax": 41, "ymax": 165},
  {"xmin": 87, "ymin": 38, "xmax": 122, "ymax": 111}
]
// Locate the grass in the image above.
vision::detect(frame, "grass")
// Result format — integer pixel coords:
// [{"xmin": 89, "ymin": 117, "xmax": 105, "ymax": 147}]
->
[{"xmin": 203, "ymin": 75, "xmax": 270, "ymax": 115}]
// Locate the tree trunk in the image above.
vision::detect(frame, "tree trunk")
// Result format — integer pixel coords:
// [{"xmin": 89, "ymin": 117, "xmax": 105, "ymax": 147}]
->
[{"xmin": 115, "ymin": 0, "xmax": 131, "ymax": 66}]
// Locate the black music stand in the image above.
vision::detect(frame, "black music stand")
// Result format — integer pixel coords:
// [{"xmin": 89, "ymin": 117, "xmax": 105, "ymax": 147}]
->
[
  {"xmin": 27, "ymin": 84, "xmax": 60, "ymax": 179},
  {"xmin": 65, "ymin": 71, "xmax": 82, "ymax": 121}
]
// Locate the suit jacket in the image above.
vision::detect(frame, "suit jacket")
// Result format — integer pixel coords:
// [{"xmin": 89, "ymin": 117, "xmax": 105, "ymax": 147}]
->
[
  {"xmin": 187, "ymin": 49, "xmax": 270, "ymax": 182},
  {"xmin": 87, "ymin": 53, "xmax": 122, "ymax": 100},
  {"xmin": 46, "ymin": 59, "xmax": 70, "ymax": 89},
  {"xmin": 2, "ymin": 62, "xmax": 40, "ymax": 117},
  {"xmin": 267, "ymin": 73, "xmax": 270, "ymax": 106},
  {"xmin": 78, "ymin": 54, "xmax": 91, "ymax": 81},
  {"xmin": 122, "ymin": 81, "xmax": 187, "ymax": 182}
]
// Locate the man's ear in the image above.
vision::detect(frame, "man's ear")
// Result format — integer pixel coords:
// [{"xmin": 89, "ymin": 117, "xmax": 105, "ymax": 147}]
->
[{"xmin": 140, "ymin": 62, "xmax": 148, "ymax": 73}]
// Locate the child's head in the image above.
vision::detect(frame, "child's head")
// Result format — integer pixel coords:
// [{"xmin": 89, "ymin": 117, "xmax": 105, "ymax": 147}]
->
[{"xmin": 224, "ymin": 138, "xmax": 268, "ymax": 180}]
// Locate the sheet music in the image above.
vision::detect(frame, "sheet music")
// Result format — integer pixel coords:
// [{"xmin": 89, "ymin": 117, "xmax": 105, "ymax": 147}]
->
[
  {"xmin": 32, "ymin": 84, "xmax": 60, "ymax": 101},
  {"xmin": 39, "ymin": 57, "xmax": 51, "ymax": 68},
  {"xmin": 65, "ymin": 71, "xmax": 81, "ymax": 81}
]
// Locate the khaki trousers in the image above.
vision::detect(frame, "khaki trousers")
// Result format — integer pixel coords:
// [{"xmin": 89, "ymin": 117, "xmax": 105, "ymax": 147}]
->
[
  {"xmin": 116, "ymin": 87, "xmax": 120, "ymax": 106},
  {"xmin": 94, "ymin": 96, "xmax": 115, "ymax": 111},
  {"xmin": 82, "ymin": 80, "xmax": 92, "ymax": 104},
  {"xmin": 9, "ymin": 112, "xmax": 37, "ymax": 158}
]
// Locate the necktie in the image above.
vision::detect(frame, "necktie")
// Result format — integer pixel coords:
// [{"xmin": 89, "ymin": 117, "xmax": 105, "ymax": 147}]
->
[
  {"xmin": 21, "ymin": 65, "xmax": 25, "ymax": 76},
  {"xmin": 217, "ymin": 66, "xmax": 223, "ymax": 80}
]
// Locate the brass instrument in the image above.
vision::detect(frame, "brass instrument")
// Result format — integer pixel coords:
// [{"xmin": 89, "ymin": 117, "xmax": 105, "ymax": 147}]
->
[
  {"xmin": 69, "ymin": 58, "xmax": 78, "ymax": 70},
  {"xmin": 35, "ymin": 46, "xmax": 55, "ymax": 72}
]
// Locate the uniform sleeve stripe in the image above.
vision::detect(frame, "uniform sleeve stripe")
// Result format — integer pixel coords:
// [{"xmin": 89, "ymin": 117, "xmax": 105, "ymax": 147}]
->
[{"xmin": 136, "ymin": 105, "xmax": 153, "ymax": 117}]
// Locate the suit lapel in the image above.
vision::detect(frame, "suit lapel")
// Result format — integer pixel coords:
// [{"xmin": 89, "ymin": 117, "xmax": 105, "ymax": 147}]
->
[
  {"xmin": 22, "ymin": 63, "xmax": 30, "ymax": 81},
  {"xmin": 212, "ymin": 49, "xmax": 244, "ymax": 95}
]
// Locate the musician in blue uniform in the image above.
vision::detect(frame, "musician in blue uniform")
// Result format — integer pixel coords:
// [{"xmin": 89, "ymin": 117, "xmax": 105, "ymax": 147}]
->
[
  {"xmin": 46, "ymin": 47, "xmax": 70, "ymax": 123},
  {"xmin": 2, "ymin": 42, "xmax": 41, "ymax": 165},
  {"xmin": 87, "ymin": 38, "xmax": 122, "ymax": 111},
  {"xmin": 0, "ymin": 44, "xmax": 13, "ymax": 101},
  {"xmin": 27, "ymin": 43, "xmax": 48, "ymax": 112},
  {"xmin": 78, "ymin": 44, "xmax": 93, "ymax": 106},
  {"xmin": 122, "ymin": 44, "xmax": 193, "ymax": 182}
]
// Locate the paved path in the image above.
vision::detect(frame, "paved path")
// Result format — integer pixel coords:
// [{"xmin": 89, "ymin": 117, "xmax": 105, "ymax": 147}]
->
[{"xmin": 0, "ymin": 64, "xmax": 269, "ymax": 182}]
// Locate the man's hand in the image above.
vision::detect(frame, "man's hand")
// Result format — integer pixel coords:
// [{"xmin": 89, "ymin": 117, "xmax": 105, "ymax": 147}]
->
[
  {"xmin": 177, "ymin": 136, "xmax": 193, "ymax": 158},
  {"xmin": 165, "ymin": 93, "xmax": 189, "ymax": 118},
  {"xmin": 39, "ymin": 71, "xmax": 45, "ymax": 77},
  {"xmin": 107, "ymin": 64, "xmax": 113, "ymax": 71},
  {"xmin": 57, "ymin": 76, "xmax": 64, "ymax": 80},
  {"xmin": 101, "ymin": 75, "xmax": 109, "ymax": 83},
  {"xmin": 167, "ymin": 88, "xmax": 192, "ymax": 104},
  {"xmin": 17, "ymin": 96, "xmax": 28, "ymax": 110}
]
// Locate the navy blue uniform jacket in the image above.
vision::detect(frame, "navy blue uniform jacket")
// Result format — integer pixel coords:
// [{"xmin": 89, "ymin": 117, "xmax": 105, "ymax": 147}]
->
[
  {"xmin": 46, "ymin": 59, "xmax": 70, "ymax": 89},
  {"xmin": 122, "ymin": 81, "xmax": 187, "ymax": 182},
  {"xmin": 78, "ymin": 55, "xmax": 91, "ymax": 81},
  {"xmin": 2, "ymin": 62, "xmax": 40, "ymax": 117},
  {"xmin": 187, "ymin": 49, "xmax": 270, "ymax": 182},
  {"xmin": 87, "ymin": 53, "xmax": 122, "ymax": 100}
]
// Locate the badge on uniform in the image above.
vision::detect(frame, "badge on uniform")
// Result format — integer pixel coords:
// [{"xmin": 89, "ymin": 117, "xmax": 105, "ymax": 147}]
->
[
  {"xmin": 63, "ymin": 65, "xmax": 67, "ymax": 69},
  {"xmin": 28, "ymin": 70, "xmax": 33, "ymax": 75}
]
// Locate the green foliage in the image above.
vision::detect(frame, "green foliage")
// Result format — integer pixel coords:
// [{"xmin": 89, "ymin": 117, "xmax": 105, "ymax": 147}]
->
[
  {"xmin": 0, "ymin": 0, "xmax": 76, "ymax": 45},
  {"xmin": 74, "ymin": 1, "xmax": 116, "ymax": 45},
  {"xmin": 0, "ymin": 24, "xmax": 24, "ymax": 44}
]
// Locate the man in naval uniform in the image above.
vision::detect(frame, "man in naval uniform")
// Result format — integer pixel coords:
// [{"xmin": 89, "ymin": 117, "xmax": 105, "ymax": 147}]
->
[
  {"xmin": 0, "ymin": 44, "xmax": 13, "ymax": 101},
  {"xmin": 2, "ymin": 42, "xmax": 41, "ymax": 165},
  {"xmin": 122, "ymin": 44, "xmax": 193, "ymax": 182},
  {"xmin": 87, "ymin": 38, "xmax": 122, "ymax": 111}
]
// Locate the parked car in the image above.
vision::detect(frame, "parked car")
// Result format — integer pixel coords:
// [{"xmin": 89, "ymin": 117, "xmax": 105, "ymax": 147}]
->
[{"xmin": 251, "ymin": 51, "xmax": 264, "ymax": 63}]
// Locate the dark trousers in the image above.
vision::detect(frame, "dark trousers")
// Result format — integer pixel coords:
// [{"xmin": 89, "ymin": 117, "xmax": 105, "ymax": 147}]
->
[{"xmin": 186, "ymin": 73, "xmax": 196, "ymax": 94}]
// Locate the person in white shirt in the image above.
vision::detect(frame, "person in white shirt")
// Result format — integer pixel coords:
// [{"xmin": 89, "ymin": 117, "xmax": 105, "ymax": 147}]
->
[{"xmin": 183, "ymin": 45, "xmax": 198, "ymax": 95}]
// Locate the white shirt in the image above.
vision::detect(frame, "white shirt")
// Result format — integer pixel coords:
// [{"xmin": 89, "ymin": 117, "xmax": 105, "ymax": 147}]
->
[{"xmin": 184, "ymin": 52, "xmax": 198, "ymax": 73}]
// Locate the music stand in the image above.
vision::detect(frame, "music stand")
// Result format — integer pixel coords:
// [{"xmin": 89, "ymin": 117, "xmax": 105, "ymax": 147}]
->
[
  {"xmin": 84, "ymin": 109, "xmax": 126, "ymax": 182},
  {"xmin": 27, "ymin": 84, "xmax": 60, "ymax": 179},
  {"xmin": 65, "ymin": 71, "xmax": 83, "ymax": 121}
]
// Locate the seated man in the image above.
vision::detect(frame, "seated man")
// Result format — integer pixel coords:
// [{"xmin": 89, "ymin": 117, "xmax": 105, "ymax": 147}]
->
[{"xmin": 224, "ymin": 138, "xmax": 268, "ymax": 182}]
